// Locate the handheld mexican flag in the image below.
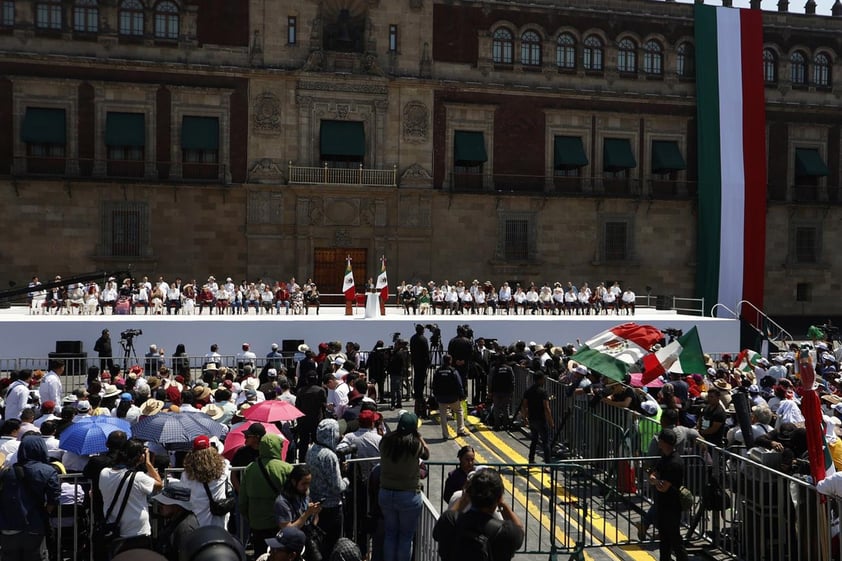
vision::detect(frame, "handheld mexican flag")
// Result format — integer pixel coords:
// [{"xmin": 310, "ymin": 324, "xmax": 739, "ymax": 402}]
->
[
  {"xmin": 733, "ymin": 348, "xmax": 761, "ymax": 375},
  {"xmin": 342, "ymin": 257, "xmax": 356, "ymax": 301},
  {"xmin": 572, "ymin": 323, "xmax": 664, "ymax": 382},
  {"xmin": 375, "ymin": 256, "xmax": 389, "ymax": 301},
  {"xmin": 694, "ymin": 4, "xmax": 767, "ymax": 316},
  {"xmin": 641, "ymin": 327, "xmax": 706, "ymax": 385}
]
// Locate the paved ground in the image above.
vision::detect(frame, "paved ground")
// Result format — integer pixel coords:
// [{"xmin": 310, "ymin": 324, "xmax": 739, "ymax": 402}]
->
[{"xmin": 375, "ymin": 404, "xmax": 702, "ymax": 561}]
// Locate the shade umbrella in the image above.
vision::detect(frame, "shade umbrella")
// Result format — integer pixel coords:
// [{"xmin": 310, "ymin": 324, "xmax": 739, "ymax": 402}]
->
[
  {"xmin": 242, "ymin": 400, "xmax": 304, "ymax": 423},
  {"xmin": 59, "ymin": 416, "xmax": 133, "ymax": 456},
  {"xmin": 629, "ymin": 372, "xmax": 665, "ymax": 389},
  {"xmin": 221, "ymin": 422, "xmax": 287, "ymax": 461},
  {"xmin": 133, "ymin": 411, "xmax": 226, "ymax": 445}
]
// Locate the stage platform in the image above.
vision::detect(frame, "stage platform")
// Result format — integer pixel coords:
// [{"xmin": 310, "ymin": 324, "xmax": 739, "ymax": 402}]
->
[{"xmin": 0, "ymin": 305, "xmax": 740, "ymax": 360}]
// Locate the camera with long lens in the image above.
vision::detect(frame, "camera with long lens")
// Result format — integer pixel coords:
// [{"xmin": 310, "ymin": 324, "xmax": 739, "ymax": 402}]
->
[
  {"xmin": 120, "ymin": 328, "xmax": 143, "ymax": 341},
  {"xmin": 424, "ymin": 323, "xmax": 442, "ymax": 347},
  {"xmin": 335, "ymin": 443, "xmax": 358, "ymax": 461}
]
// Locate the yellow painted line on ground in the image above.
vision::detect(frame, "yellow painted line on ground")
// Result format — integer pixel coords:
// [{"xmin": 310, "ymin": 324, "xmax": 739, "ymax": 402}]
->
[{"xmin": 459, "ymin": 414, "xmax": 655, "ymax": 561}]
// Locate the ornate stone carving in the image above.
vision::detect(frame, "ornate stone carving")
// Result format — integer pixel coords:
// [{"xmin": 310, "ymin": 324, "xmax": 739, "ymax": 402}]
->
[
  {"xmin": 247, "ymin": 190, "xmax": 283, "ymax": 224},
  {"xmin": 334, "ymin": 229, "xmax": 352, "ymax": 247},
  {"xmin": 253, "ymin": 92, "xmax": 282, "ymax": 133},
  {"xmin": 298, "ymin": 80, "xmax": 388, "ymax": 96},
  {"xmin": 360, "ymin": 200, "xmax": 376, "ymax": 226},
  {"xmin": 400, "ymin": 163, "xmax": 432, "ymax": 181},
  {"xmin": 398, "ymin": 194, "xmax": 432, "ymax": 227},
  {"xmin": 337, "ymin": 104, "xmax": 350, "ymax": 119},
  {"xmin": 247, "ymin": 159, "xmax": 286, "ymax": 184},
  {"xmin": 306, "ymin": 197, "xmax": 324, "ymax": 225},
  {"xmin": 402, "ymin": 102, "xmax": 428, "ymax": 143},
  {"xmin": 363, "ymin": 53, "xmax": 385, "ymax": 76},
  {"xmin": 296, "ymin": 95, "xmax": 314, "ymax": 108},
  {"xmin": 303, "ymin": 50, "xmax": 325, "ymax": 72}
]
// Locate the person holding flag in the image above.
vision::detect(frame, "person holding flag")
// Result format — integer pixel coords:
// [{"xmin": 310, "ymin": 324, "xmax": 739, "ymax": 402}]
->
[{"xmin": 342, "ymin": 256, "xmax": 356, "ymax": 316}]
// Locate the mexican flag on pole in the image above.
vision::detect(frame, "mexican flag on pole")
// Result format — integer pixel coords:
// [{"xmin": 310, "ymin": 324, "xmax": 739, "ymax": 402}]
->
[
  {"xmin": 375, "ymin": 256, "xmax": 389, "ymax": 301},
  {"xmin": 342, "ymin": 258, "xmax": 356, "ymax": 301},
  {"xmin": 641, "ymin": 327, "xmax": 707, "ymax": 385},
  {"xmin": 733, "ymin": 348, "xmax": 761, "ymax": 375},
  {"xmin": 572, "ymin": 323, "xmax": 664, "ymax": 382},
  {"xmin": 694, "ymin": 5, "xmax": 767, "ymax": 315}
]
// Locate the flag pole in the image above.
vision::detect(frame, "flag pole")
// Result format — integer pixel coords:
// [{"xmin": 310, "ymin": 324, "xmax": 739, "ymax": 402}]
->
[
  {"xmin": 379, "ymin": 255, "xmax": 386, "ymax": 316},
  {"xmin": 344, "ymin": 255, "xmax": 353, "ymax": 316}
]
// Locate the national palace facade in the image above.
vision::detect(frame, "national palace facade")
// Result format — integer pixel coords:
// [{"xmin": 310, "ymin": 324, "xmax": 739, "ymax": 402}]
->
[{"xmin": 1, "ymin": 0, "xmax": 841, "ymax": 317}]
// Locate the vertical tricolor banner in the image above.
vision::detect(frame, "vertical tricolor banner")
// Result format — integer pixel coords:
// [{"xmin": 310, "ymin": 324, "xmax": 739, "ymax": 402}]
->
[
  {"xmin": 342, "ymin": 257, "xmax": 356, "ymax": 302},
  {"xmin": 694, "ymin": 5, "xmax": 767, "ymax": 316},
  {"xmin": 375, "ymin": 256, "xmax": 389, "ymax": 302}
]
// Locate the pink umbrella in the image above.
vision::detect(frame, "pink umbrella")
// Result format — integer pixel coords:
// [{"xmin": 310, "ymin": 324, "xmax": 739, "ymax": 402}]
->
[
  {"xmin": 242, "ymin": 400, "xmax": 305, "ymax": 423},
  {"xmin": 629, "ymin": 372, "xmax": 665, "ymax": 388},
  {"xmin": 222, "ymin": 422, "xmax": 288, "ymax": 461}
]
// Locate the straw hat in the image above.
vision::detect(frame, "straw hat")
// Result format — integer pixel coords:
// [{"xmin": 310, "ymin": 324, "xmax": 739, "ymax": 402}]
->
[
  {"xmin": 140, "ymin": 399, "xmax": 165, "ymax": 416},
  {"xmin": 202, "ymin": 404, "xmax": 225, "ymax": 421},
  {"xmin": 713, "ymin": 379, "xmax": 732, "ymax": 392}
]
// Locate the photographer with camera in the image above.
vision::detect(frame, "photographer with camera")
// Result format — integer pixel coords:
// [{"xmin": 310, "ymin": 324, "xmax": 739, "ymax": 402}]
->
[
  {"xmin": 306, "ymin": 418, "xmax": 349, "ymax": 559},
  {"xmin": 387, "ymin": 338, "xmax": 409, "ymax": 410}
]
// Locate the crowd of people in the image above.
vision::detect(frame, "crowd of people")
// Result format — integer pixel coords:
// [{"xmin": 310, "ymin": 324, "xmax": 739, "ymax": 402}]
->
[{"xmin": 2, "ymin": 312, "xmax": 840, "ymax": 561}]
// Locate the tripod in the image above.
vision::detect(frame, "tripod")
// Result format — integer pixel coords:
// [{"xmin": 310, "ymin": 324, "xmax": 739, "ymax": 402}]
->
[{"xmin": 121, "ymin": 337, "xmax": 139, "ymax": 370}]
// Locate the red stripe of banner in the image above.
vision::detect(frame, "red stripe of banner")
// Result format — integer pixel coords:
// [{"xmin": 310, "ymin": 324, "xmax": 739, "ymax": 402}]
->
[{"xmin": 740, "ymin": 9, "xmax": 767, "ymax": 321}]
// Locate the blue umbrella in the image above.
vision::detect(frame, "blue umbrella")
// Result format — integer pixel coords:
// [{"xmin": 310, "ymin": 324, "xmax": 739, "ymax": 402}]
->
[
  {"xmin": 132, "ymin": 411, "xmax": 225, "ymax": 445},
  {"xmin": 58, "ymin": 416, "xmax": 133, "ymax": 456}
]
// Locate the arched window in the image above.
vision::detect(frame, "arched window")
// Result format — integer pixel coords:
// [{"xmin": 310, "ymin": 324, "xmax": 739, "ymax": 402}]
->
[
  {"xmin": 677, "ymin": 42, "xmax": 695, "ymax": 78},
  {"xmin": 762, "ymin": 48, "xmax": 777, "ymax": 84},
  {"xmin": 1, "ymin": 1, "xmax": 15, "ymax": 27},
  {"xmin": 35, "ymin": 0, "xmax": 62, "ymax": 30},
  {"xmin": 583, "ymin": 35, "xmax": 603, "ymax": 71},
  {"xmin": 556, "ymin": 33, "xmax": 576, "ymax": 70},
  {"xmin": 120, "ymin": 0, "xmax": 144, "ymax": 36},
  {"xmin": 814, "ymin": 52, "xmax": 831, "ymax": 87},
  {"xmin": 790, "ymin": 51, "xmax": 807, "ymax": 85},
  {"xmin": 520, "ymin": 30, "xmax": 541, "ymax": 66},
  {"xmin": 643, "ymin": 40, "xmax": 663, "ymax": 75},
  {"xmin": 154, "ymin": 0, "xmax": 178, "ymax": 40},
  {"xmin": 74, "ymin": 0, "xmax": 98, "ymax": 32},
  {"xmin": 492, "ymin": 28, "xmax": 513, "ymax": 64},
  {"xmin": 617, "ymin": 38, "xmax": 637, "ymax": 73}
]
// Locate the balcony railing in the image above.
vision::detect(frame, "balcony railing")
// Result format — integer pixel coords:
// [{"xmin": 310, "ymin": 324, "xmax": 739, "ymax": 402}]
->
[
  {"xmin": 767, "ymin": 183, "xmax": 842, "ymax": 204},
  {"xmin": 288, "ymin": 162, "xmax": 397, "ymax": 186},
  {"xmin": 6, "ymin": 157, "xmax": 229, "ymax": 184},
  {"xmin": 448, "ymin": 172, "xmax": 697, "ymax": 199}
]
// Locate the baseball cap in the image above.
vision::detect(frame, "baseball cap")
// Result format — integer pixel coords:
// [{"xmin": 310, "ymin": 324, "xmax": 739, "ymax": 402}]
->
[
  {"xmin": 396, "ymin": 411, "xmax": 419, "ymax": 434},
  {"xmin": 333, "ymin": 357, "xmax": 346, "ymax": 366},
  {"xmin": 265, "ymin": 526, "xmax": 306, "ymax": 554},
  {"xmin": 76, "ymin": 400, "xmax": 91, "ymax": 412},
  {"xmin": 193, "ymin": 435, "xmax": 211, "ymax": 451},
  {"xmin": 120, "ymin": 393, "xmax": 133, "ymax": 401},
  {"xmin": 243, "ymin": 423, "xmax": 266, "ymax": 438},
  {"xmin": 42, "ymin": 400, "xmax": 56, "ymax": 412}
]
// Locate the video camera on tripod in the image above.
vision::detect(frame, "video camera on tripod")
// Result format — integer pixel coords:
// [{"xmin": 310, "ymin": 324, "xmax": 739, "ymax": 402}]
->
[{"xmin": 120, "ymin": 328, "xmax": 143, "ymax": 342}]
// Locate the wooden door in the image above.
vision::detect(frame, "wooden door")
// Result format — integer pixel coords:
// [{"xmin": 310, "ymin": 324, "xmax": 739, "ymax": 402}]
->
[{"xmin": 313, "ymin": 248, "xmax": 367, "ymax": 304}]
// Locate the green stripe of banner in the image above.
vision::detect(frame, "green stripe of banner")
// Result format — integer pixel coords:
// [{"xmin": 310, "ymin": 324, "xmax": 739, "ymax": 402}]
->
[{"xmin": 694, "ymin": 4, "xmax": 723, "ymax": 316}]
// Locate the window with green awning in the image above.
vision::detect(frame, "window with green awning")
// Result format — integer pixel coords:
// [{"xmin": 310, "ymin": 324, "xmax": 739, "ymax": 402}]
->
[
  {"xmin": 320, "ymin": 120, "xmax": 365, "ymax": 159},
  {"xmin": 603, "ymin": 137, "xmax": 636, "ymax": 172},
  {"xmin": 795, "ymin": 148, "xmax": 829, "ymax": 177},
  {"xmin": 554, "ymin": 136, "xmax": 589, "ymax": 170},
  {"xmin": 106, "ymin": 112, "xmax": 146, "ymax": 147},
  {"xmin": 454, "ymin": 130, "xmax": 488, "ymax": 165},
  {"xmin": 21, "ymin": 107, "xmax": 66, "ymax": 145},
  {"xmin": 181, "ymin": 116, "xmax": 219, "ymax": 150},
  {"xmin": 651, "ymin": 140, "xmax": 686, "ymax": 174}
]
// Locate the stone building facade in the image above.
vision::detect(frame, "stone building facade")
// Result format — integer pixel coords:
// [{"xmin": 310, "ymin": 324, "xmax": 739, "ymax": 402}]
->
[{"xmin": 0, "ymin": 0, "xmax": 841, "ymax": 317}]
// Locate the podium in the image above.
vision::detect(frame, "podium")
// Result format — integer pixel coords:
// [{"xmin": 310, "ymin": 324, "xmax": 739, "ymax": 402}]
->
[{"xmin": 365, "ymin": 293, "xmax": 379, "ymax": 318}]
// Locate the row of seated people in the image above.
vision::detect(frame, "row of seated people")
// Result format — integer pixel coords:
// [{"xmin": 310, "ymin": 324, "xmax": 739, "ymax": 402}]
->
[{"xmin": 398, "ymin": 283, "xmax": 637, "ymax": 316}]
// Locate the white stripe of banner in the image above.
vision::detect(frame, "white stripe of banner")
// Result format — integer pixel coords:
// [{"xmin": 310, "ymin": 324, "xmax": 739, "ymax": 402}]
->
[
  {"xmin": 585, "ymin": 330, "xmax": 649, "ymax": 365},
  {"xmin": 716, "ymin": 7, "xmax": 746, "ymax": 311}
]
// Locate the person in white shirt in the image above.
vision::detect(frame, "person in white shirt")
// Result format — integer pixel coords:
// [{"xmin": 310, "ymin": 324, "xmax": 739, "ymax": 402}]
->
[
  {"xmin": 498, "ymin": 282, "xmax": 512, "ymax": 314},
  {"xmin": 525, "ymin": 286, "xmax": 540, "ymax": 315},
  {"xmin": 563, "ymin": 287, "xmax": 577, "ymax": 315},
  {"xmin": 39, "ymin": 360, "xmax": 65, "ymax": 410},
  {"xmin": 602, "ymin": 288, "xmax": 617, "ymax": 314},
  {"xmin": 204, "ymin": 344, "xmax": 223, "ymax": 366},
  {"xmin": 621, "ymin": 289, "xmax": 636, "ymax": 315},
  {"xmin": 325, "ymin": 374, "xmax": 350, "ymax": 419},
  {"xmin": 100, "ymin": 279, "xmax": 118, "ymax": 315},
  {"xmin": 99, "ymin": 440, "xmax": 163, "ymax": 548},
  {"xmin": 445, "ymin": 287, "xmax": 459, "ymax": 315},
  {"xmin": 34, "ymin": 401, "xmax": 60, "ymax": 428},
  {"xmin": 513, "ymin": 287, "xmax": 527, "ymax": 314},
  {"xmin": 111, "ymin": 394, "xmax": 141, "ymax": 424},
  {"xmin": 5, "ymin": 371, "xmax": 33, "ymax": 421},
  {"xmin": 166, "ymin": 283, "xmax": 182, "ymax": 315},
  {"xmin": 578, "ymin": 284, "xmax": 592, "ymax": 315},
  {"xmin": 238, "ymin": 344, "xmax": 257, "ymax": 368}
]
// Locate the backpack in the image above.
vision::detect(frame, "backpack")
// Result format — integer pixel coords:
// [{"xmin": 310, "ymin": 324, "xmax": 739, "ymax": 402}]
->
[
  {"xmin": 490, "ymin": 365, "xmax": 515, "ymax": 394},
  {"xmin": 452, "ymin": 515, "xmax": 504, "ymax": 561}
]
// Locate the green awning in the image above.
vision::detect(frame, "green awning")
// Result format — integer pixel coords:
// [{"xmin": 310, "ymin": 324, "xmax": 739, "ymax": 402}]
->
[
  {"xmin": 181, "ymin": 116, "xmax": 219, "ymax": 150},
  {"xmin": 554, "ymin": 136, "xmax": 589, "ymax": 169},
  {"xmin": 651, "ymin": 140, "xmax": 686, "ymax": 174},
  {"xmin": 603, "ymin": 138, "xmax": 636, "ymax": 171},
  {"xmin": 21, "ymin": 107, "xmax": 66, "ymax": 145},
  {"xmin": 454, "ymin": 130, "xmax": 488, "ymax": 165},
  {"xmin": 795, "ymin": 148, "xmax": 829, "ymax": 177},
  {"xmin": 320, "ymin": 120, "xmax": 365, "ymax": 158},
  {"xmin": 106, "ymin": 112, "xmax": 146, "ymax": 147}
]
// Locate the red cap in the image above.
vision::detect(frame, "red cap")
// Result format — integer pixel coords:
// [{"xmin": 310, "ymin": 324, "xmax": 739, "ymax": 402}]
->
[
  {"xmin": 42, "ymin": 400, "xmax": 56, "ymax": 411},
  {"xmin": 129, "ymin": 365, "xmax": 144, "ymax": 375},
  {"xmin": 358, "ymin": 409, "xmax": 378, "ymax": 426},
  {"xmin": 175, "ymin": 375, "xmax": 185, "ymax": 384},
  {"xmin": 193, "ymin": 435, "xmax": 211, "ymax": 451}
]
